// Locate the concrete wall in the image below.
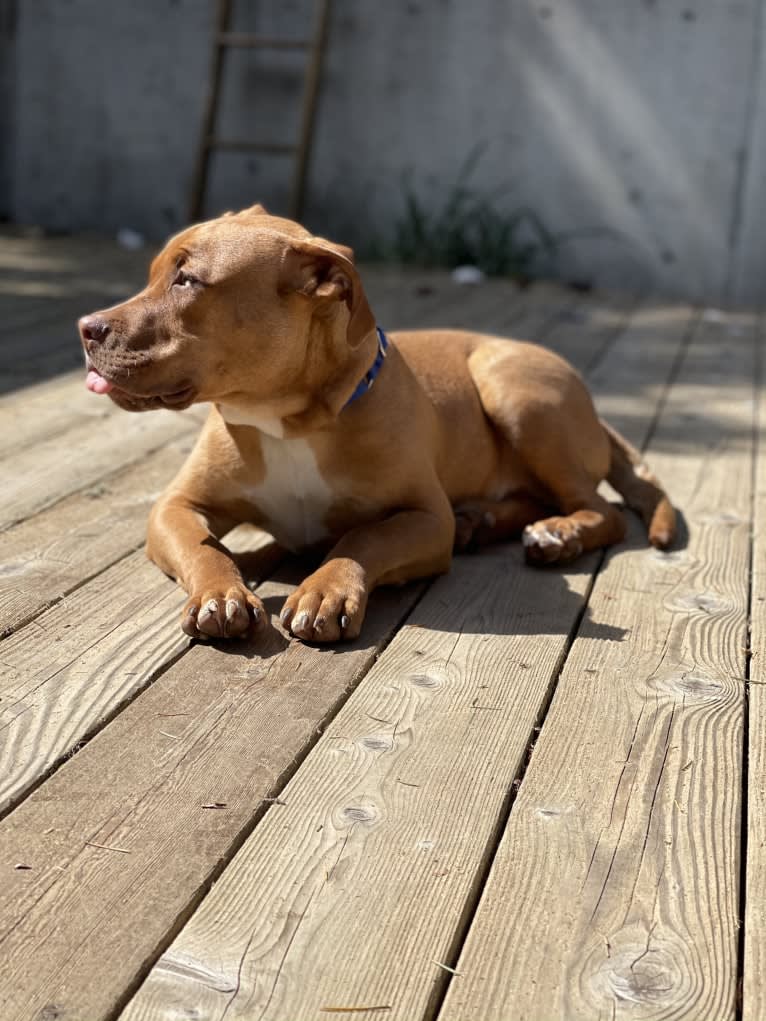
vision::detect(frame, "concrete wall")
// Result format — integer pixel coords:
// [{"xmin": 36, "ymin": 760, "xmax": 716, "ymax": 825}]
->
[
  {"xmin": 0, "ymin": 0, "xmax": 16, "ymax": 220},
  {"xmin": 4, "ymin": 0, "xmax": 766, "ymax": 305}
]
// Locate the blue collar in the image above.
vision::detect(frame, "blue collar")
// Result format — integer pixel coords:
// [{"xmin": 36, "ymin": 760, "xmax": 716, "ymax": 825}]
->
[{"xmin": 343, "ymin": 327, "xmax": 389, "ymax": 408}]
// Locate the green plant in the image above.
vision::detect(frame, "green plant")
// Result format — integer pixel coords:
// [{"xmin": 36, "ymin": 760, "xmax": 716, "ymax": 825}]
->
[{"xmin": 391, "ymin": 146, "xmax": 557, "ymax": 279}]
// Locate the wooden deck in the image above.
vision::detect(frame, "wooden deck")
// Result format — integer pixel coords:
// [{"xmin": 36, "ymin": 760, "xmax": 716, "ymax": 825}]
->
[{"xmin": 0, "ymin": 232, "xmax": 762, "ymax": 1021}]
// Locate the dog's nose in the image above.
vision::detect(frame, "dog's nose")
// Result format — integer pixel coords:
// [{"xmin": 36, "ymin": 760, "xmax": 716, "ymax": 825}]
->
[{"xmin": 78, "ymin": 315, "xmax": 111, "ymax": 347}]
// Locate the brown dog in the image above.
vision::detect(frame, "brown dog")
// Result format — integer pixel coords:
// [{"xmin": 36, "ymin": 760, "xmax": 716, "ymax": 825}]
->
[{"xmin": 78, "ymin": 204, "xmax": 675, "ymax": 644}]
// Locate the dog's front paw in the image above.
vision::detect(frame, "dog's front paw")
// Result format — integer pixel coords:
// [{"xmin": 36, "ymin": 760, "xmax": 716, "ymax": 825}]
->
[
  {"xmin": 280, "ymin": 559, "xmax": 368, "ymax": 643},
  {"xmin": 523, "ymin": 517, "xmax": 583, "ymax": 565},
  {"xmin": 181, "ymin": 583, "xmax": 266, "ymax": 640}
]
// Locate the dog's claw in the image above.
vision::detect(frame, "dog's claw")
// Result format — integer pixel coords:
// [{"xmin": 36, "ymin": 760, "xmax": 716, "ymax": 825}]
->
[
  {"xmin": 279, "ymin": 562, "xmax": 367, "ymax": 644},
  {"xmin": 182, "ymin": 586, "xmax": 266, "ymax": 641},
  {"xmin": 280, "ymin": 605, "xmax": 294, "ymax": 628},
  {"xmin": 199, "ymin": 599, "xmax": 219, "ymax": 622},
  {"xmin": 197, "ymin": 599, "xmax": 224, "ymax": 637},
  {"xmin": 293, "ymin": 611, "xmax": 311, "ymax": 634},
  {"xmin": 182, "ymin": 606, "xmax": 198, "ymax": 638}
]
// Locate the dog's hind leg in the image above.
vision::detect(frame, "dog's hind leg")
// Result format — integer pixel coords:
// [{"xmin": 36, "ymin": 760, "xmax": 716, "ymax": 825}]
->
[
  {"xmin": 468, "ymin": 339, "xmax": 627, "ymax": 565},
  {"xmin": 453, "ymin": 495, "xmax": 552, "ymax": 551},
  {"xmin": 520, "ymin": 494, "xmax": 627, "ymax": 564}
]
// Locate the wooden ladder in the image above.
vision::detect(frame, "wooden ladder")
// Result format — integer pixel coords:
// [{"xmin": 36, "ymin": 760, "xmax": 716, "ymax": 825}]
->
[{"xmin": 189, "ymin": 0, "xmax": 331, "ymax": 223}]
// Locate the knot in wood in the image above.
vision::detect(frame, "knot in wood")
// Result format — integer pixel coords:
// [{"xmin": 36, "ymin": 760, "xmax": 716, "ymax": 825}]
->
[
  {"xmin": 409, "ymin": 672, "xmax": 442, "ymax": 689},
  {"xmin": 671, "ymin": 590, "xmax": 730, "ymax": 615},
  {"xmin": 536, "ymin": 805, "xmax": 568, "ymax": 820},
  {"xmin": 0, "ymin": 559, "xmax": 31, "ymax": 578},
  {"xmin": 37, "ymin": 1007, "xmax": 65, "ymax": 1021},
  {"xmin": 359, "ymin": 733, "xmax": 393, "ymax": 752},
  {"xmin": 653, "ymin": 671, "xmax": 726, "ymax": 700},
  {"xmin": 650, "ymin": 548, "xmax": 687, "ymax": 564},
  {"xmin": 700, "ymin": 510, "xmax": 743, "ymax": 527},
  {"xmin": 583, "ymin": 929, "xmax": 689, "ymax": 1016},
  {"xmin": 340, "ymin": 803, "xmax": 378, "ymax": 825}
]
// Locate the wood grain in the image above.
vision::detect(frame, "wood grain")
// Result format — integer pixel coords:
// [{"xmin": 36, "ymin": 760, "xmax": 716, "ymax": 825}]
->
[
  {"xmin": 0, "ymin": 286, "xmax": 638, "ymax": 1021},
  {"xmin": 120, "ymin": 551, "xmax": 598, "ymax": 1021},
  {"xmin": 1, "ymin": 403, "xmax": 199, "ymax": 531},
  {"xmin": 117, "ymin": 302, "xmax": 686, "ymax": 1021},
  {"xmin": 0, "ymin": 234, "xmax": 149, "ymax": 334},
  {"xmin": 440, "ymin": 311, "xmax": 756, "ymax": 1020},
  {"xmin": 0, "ymin": 575, "xmax": 425, "ymax": 1021},
  {"xmin": 743, "ymin": 313, "xmax": 766, "ymax": 1021},
  {"xmin": 0, "ymin": 438, "xmax": 194, "ymax": 637},
  {"xmin": 0, "ymin": 527, "xmax": 280, "ymax": 816},
  {"xmin": 0, "ymin": 369, "xmax": 205, "ymax": 459}
]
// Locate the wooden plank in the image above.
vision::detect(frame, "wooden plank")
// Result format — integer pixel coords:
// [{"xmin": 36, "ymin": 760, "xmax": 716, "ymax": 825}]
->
[
  {"xmin": 1, "ymin": 404, "xmax": 199, "ymax": 531},
  {"xmin": 0, "ymin": 343, "xmax": 92, "ymax": 395},
  {"xmin": 120, "ymin": 556, "xmax": 599, "ymax": 1021},
  {"xmin": 0, "ymin": 439, "xmax": 192, "ymax": 637},
  {"xmin": 534, "ymin": 287, "xmax": 637, "ymax": 375},
  {"xmin": 743, "ymin": 316, "xmax": 766, "ymax": 1020},
  {"xmin": 0, "ymin": 288, "xmax": 638, "ymax": 1020},
  {"xmin": 591, "ymin": 299, "xmax": 698, "ymax": 443},
  {"xmin": 441, "ymin": 312, "xmax": 756, "ymax": 1020},
  {"xmin": 0, "ymin": 246, "xmax": 148, "ymax": 334},
  {"xmin": 371, "ymin": 269, "xmax": 521, "ymax": 333},
  {"xmin": 0, "ymin": 576, "xmax": 426, "ymax": 1021},
  {"xmin": 116, "ymin": 303, "xmax": 690, "ymax": 1021},
  {"xmin": 0, "ymin": 367, "xmax": 206, "ymax": 459},
  {"xmin": 0, "ymin": 526, "xmax": 281, "ymax": 817}
]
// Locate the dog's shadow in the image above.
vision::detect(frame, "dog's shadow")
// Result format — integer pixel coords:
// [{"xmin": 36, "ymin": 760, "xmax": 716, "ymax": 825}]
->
[{"xmin": 222, "ymin": 509, "xmax": 690, "ymax": 662}]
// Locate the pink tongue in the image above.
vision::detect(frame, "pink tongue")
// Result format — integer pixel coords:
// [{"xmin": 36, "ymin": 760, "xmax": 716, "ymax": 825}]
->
[{"xmin": 86, "ymin": 370, "xmax": 114, "ymax": 395}]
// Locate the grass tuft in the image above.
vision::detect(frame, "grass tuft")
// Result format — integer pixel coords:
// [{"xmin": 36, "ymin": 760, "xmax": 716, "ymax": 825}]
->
[{"xmin": 391, "ymin": 145, "xmax": 557, "ymax": 279}]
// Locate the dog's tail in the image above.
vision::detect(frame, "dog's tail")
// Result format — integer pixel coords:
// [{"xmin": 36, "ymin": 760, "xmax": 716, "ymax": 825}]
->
[{"xmin": 602, "ymin": 419, "xmax": 676, "ymax": 550}]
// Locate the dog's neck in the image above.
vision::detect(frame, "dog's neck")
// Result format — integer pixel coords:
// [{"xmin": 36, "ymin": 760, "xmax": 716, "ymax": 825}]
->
[
  {"xmin": 217, "ymin": 402, "xmax": 291, "ymax": 438},
  {"xmin": 216, "ymin": 324, "xmax": 382, "ymax": 438}
]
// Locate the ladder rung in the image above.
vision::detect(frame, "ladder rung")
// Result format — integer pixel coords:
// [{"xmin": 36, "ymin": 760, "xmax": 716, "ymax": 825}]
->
[
  {"xmin": 216, "ymin": 33, "xmax": 310, "ymax": 49},
  {"xmin": 207, "ymin": 138, "xmax": 298, "ymax": 154}
]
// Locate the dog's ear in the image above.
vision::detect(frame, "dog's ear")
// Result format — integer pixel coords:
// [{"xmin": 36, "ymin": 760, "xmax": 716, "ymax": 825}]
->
[
  {"xmin": 241, "ymin": 202, "xmax": 268, "ymax": 216},
  {"xmin": 280, "ymin": 239, "xmax": 375, "ymax": 349}
]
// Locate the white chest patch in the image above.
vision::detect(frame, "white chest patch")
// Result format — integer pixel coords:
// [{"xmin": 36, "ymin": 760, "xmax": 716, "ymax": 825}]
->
[
  {"xmin": 219, "ymin": 403, "xmax": 285, "ymax": 438},
  {"xmin": 247, "ymin": 433, "xmax": 334, "ymax": 550}
]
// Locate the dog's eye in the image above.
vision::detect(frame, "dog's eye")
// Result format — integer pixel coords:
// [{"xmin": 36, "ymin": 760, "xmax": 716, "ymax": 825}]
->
[{"xmin": 173, "ymin": 270, "xmax": 199, "ymax": 289}]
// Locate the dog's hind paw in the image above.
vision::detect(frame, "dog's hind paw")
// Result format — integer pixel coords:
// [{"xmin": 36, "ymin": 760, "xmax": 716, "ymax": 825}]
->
[
  {"xmin": 523, "ymin": 518, "xmax": 583, "ymax": 565},
  {"xmin": 181, "ymin": 583, "xmax": 266, "ymax": 640}
]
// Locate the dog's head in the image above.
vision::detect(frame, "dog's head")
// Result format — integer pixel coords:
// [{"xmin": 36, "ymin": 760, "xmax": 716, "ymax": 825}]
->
[{"xmin": 79, "ymin": 204, "xmax": 376, "ymax": 412}]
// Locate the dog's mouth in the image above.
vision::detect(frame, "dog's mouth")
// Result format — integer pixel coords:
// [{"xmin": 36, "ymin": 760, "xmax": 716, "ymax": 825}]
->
[{"xmin": 85, "ymin": 364, "xmax": 196, "ymax": 410}]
